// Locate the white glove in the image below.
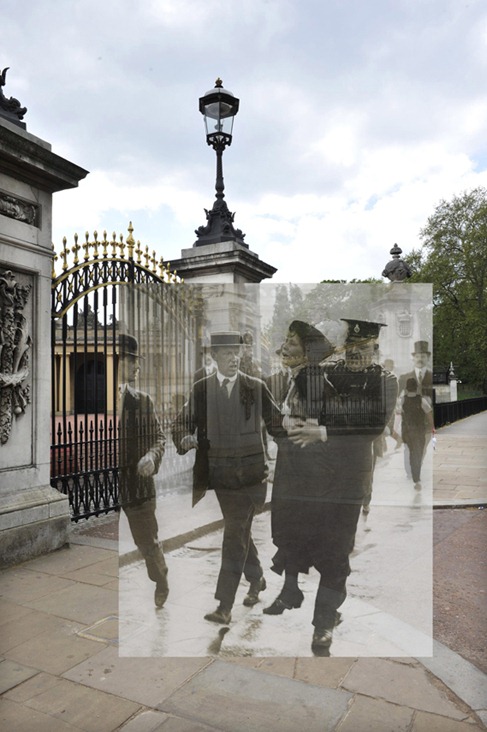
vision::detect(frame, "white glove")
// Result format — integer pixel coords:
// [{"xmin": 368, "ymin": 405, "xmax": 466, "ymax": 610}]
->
[
  {"xmin": 180, "ymin": 434, "xmax": 199, "ymax": 452},
  {"xmin": 137, "ymin": 453, "xmax": 156, "ymax": 477}
]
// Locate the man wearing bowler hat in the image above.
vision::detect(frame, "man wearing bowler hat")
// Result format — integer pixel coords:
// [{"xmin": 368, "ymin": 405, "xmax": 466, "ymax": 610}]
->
[
  {"xmin": 118, "ymin": 334, "xmax": 169, "ymax": 608},
  {"xmin": 172, "ymin": 331, "xmax": 285, "ymax": 625}
]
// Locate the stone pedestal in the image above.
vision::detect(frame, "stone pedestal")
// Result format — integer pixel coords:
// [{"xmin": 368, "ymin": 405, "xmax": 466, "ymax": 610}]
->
[
  {"xmin": 171, "ymin": 240, "xmax": 276, "ymax": 284},
  {"xmin": 171, "ymin": 237, "xmax": 277, "ymax": 351},
  {"xmin": 0, "ymin": 116, "xmax": 88, "ymax": 567}
]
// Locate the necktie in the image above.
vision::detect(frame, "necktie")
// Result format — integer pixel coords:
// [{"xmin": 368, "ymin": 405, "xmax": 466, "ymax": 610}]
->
[{"xmin": 221, "ymin": 378, "xmax": 230, "ymax": 398}]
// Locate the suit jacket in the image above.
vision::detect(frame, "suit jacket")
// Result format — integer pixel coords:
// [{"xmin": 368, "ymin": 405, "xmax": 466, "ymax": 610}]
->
[
  {"xmin": 172, "ymin": 371, "xmax": 285, "ymax": 506},
  {"xmin": 193, "ymin": 366, "xmax": 216, "ymax": 384},
  {"xmin": 119, "ymin": 387, "xmax": 166, "ymax": 506},
  {"xmin": 398, "ymin": 369, "xmax": 433, "ymax": 400}
]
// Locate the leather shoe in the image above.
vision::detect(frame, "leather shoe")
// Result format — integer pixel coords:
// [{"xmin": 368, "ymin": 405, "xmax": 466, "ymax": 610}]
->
[
  {"xmin": 263, "ymin": 589, "xmax": 304, "ymax": 615},
  {"xmin": 243, "ymin": 577, "xmax": 267, "ymax": 606},
  {"xmin": 154, "ymin": 580, "xmax": 169, "ymax": 608},
  {"xmin": 311, "ymin": 628, "xmax": 333, "ymax": 649},
  {"xmin": 204, "ymin": 605, "xmax": 232, "ymax": 625}
]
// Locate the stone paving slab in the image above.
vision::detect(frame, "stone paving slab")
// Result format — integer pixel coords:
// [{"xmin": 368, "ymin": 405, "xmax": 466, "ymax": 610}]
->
[
  {"xmin": 0, "ymin": 659, "xmax": 38, "ymax": 694},
  {"xmin": 24, "ymin": 581, "xmax": 117, "ymax": 625},
  {"xmin": 59, "ymin": 555, "xmax": 119, "ymax": 585},
  {"xmin": 0, "ymin": 598, "xmax": 33, "ymax": 625},
  {"xmin": 3, "ymin": 673, "xmax": 141, "ymax": 732},
  {"xmin": 4, "ymin": 616, "xmax": 104, "ymax": 676},
  {"xmin": 0, "ymin": 567, "xmax": 74, "ymax": 603},
  {"xmin": 419, "ymin": 640, "xmax": 487, "ymax": 720},
  {"xmin": 159, "ymin": 658, "xmax": 353, "ymax": 732},
  {"xmin": 118, "ymin": 709, "xmax": 170, "ymax": 732},
  {"xmin": 337, "ymin": 694, "xmax": 414, "ymax": 732},
  {"xmin": 341, "ymin": 657, "xmax": 470, "ymax": 719},
  {"xmin": 412, "ymin": 711, "xmax": 486, "ymax": 732},
  {"xmin": 23, "ymin": 545, "xmax": 115, "ymax": 575},
  {"xmin": 63, "ymin": 646, "xmax": 211, "ymax": 708},
  {"xmin": 0, "ymin": 606, "xmax": 76, "ymax": 654},
  {"xmin": 0, "ymin": 697, "xmax": 82, "ymax": 732}
]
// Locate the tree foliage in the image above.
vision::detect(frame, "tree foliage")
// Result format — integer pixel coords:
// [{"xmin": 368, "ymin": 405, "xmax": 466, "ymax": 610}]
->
[{"xmin": 405, "ymin": 187, "xmax": 487, "ymax": 389}]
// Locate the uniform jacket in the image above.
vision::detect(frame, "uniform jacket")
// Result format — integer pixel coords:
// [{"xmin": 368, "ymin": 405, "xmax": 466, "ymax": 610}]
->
[
  {"xmin": 118, "ymin": 387, "xmax": 166, "ymax": 506},
  {"xmin": 172, "ymin": 371, "xmax": 285, "ymax": 506},
  {"xmin": 320, "ymin": 361, "xmax": 399, "ymax": 498}
]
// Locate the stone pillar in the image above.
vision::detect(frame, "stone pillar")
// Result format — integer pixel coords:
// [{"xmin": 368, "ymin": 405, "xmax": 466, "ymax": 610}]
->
[
  {"xmin": 0, "ymin": 115, "xmax": 88, "ymax": 566},
  {"xmin": 171, "ymin": 237, "xmax": 277, "ymax": 350}
]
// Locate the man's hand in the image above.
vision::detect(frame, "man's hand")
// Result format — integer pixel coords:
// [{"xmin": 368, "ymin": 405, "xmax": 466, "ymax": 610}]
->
[
  {"xmin": 287, "ymin": 422, "xmax": 327, "ymax": 448},
  {"xmin": 137, "ymin": 453, "xmax": 156, "ymax": 477},
  {"xmin": 180, "ymin": 434, "xmax": 199, "ymax": 452}
]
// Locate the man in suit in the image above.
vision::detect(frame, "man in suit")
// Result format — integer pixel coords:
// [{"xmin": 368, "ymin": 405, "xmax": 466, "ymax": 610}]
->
[
  {"xmin": 193, "ymin": 346, "xmax": 216, "ymax": 384},
  {"xmin": 398, "ymin": 340, "xmax": 433, "ymax": 401},
  {"xmin": 398, "ymin": 340, "xmax": 434, "ymax": 480},
  {"xmin": 172, "ymin": 331, "xmax": 284, "ymax": 625},
  {"xmin": 118, "ymin": 334, "xmax": 168, "ymax": 608}
]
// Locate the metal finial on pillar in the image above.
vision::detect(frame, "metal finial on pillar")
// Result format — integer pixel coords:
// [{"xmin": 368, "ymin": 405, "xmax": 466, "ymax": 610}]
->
[
  {"xmin": 382, "ymin": 243, "xmax": 412, "ymax": 282},
  {"xmin": 0, "ymin": 68, "xmax": 27, "ymax": 128}
]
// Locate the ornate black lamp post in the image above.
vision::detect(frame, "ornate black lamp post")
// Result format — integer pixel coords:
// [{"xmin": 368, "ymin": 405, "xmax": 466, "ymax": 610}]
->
[{"xmin": 194, "ymin": 79, "xmax": 247, "ymax": 248}]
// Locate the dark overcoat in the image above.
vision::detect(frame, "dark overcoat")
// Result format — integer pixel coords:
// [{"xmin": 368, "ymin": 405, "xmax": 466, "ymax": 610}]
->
[
  {"xmin": 118, "ymin": 388, "xmax": 166, "ymax": 506},
  {"xmin": 270, "ymin": 361, "xmax": 398, "ymax": 574}
]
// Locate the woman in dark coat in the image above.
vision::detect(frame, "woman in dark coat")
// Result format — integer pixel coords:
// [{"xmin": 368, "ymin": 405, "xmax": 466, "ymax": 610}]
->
[
  {"xmin": 264, "ymin": 320, "xmax": 335, "ymax": 615},
  {"xmin": 265, "ymin": 318, "xmax": 398, "ymax": 652}
]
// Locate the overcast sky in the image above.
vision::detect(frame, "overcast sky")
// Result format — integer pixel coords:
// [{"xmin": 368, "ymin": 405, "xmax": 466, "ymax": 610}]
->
[{"xmin": 3, "ymin": 0, "xmax": 487, "ymax": 282}]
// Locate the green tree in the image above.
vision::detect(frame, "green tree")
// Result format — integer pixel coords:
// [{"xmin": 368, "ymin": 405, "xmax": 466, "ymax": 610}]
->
[{"xmin": 406, "ymin": 187, "xmax": 487, "ymax": 390}]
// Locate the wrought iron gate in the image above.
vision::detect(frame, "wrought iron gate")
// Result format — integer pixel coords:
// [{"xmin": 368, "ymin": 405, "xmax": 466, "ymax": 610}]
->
[{"xmin": 51, "ymin": 224, "xmax": 191, "ymax": 521}]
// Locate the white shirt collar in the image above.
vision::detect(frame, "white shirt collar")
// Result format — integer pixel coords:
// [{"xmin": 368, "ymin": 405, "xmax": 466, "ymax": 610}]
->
[{"xmin": 216, "ymin": 370, "xmax": 238, "ymax": 385}]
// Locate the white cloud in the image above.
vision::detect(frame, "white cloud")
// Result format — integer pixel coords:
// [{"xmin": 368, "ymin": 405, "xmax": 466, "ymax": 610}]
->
[{"xmin": 4, "ymin": 0, "xmax": 487, "ymax": 286}]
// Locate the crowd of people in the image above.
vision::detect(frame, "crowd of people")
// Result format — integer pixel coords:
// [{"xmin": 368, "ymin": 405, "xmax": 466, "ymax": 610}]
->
[{"xmin": 117, "ymin": 321, "xmax": 435, "ymax": 653}]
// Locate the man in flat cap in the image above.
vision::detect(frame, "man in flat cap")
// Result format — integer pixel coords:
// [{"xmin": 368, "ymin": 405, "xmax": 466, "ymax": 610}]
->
[
  {"xmin": 118, "ymin": 334, "xmax": 169, "ymax": 608},
  {"xmin": 172, "ymin": 331, "xmax": 285, "ymax": 625}
]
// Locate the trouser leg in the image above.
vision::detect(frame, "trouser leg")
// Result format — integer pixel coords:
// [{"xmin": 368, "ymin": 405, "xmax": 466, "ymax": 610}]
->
[
  {"xmin": 214, "ymin": 486, "xmax": 264, "ymax": 608},
  {"xmin": 312, "ymin": 503, "xmax": 361, "ymax": 629},
  {"xmin": 123, "ymin": 499, "xmax": 168, "ymax": 585},
  {"xmin": 409, "ymin": 434, "xmax": 425, "ymax": 483}
]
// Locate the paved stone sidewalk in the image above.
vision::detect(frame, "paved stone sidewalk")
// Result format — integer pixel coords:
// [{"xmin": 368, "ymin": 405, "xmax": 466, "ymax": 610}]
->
[
  {"xmin": 1, "ymin": 413, "xmax": 486, "ymax": 731},
  {"xmin": 1, "ymin": 538, "xmax": 486, "ymax": 731}
]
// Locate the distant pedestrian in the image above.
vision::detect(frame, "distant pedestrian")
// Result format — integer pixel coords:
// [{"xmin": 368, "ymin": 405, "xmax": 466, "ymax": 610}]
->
[
  {"xmin": 399, "ymin": 341, "xmax": 433, "ymax": 401},
  {"xmin": 401, "ymin": 377, "xmax": 435, "ymax": 490},
  {"xmin": 399, "ymin": 340, "xmax": 434, "ymax": 479},
  {"xmin": 193, "ymin": 346, "xmax": 216, "ymax": 383},
  {"xmin": 118, "ymin": 334, "xmax": 169, "ymax": 608}
]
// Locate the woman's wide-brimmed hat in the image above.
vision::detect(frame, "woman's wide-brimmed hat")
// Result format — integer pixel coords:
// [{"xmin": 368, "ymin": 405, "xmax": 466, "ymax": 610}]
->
[{"xmin": 288, "ymin": 320, "xmax": 334, "ymax": 362}]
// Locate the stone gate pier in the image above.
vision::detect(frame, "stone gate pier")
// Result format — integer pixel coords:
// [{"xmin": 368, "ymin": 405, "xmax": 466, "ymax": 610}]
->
[{"xmin": 0, "ymin": 75, "xmax": 88, "ymax": 566}]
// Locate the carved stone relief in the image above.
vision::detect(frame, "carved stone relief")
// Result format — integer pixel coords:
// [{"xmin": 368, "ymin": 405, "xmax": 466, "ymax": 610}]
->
[
  {"xmin": 0, "ymin": 269, "xmax": 32, "ymax": 444},
  {"xmin": 0, "ymin": 191, "xmax": 39, "ymax": 227}
]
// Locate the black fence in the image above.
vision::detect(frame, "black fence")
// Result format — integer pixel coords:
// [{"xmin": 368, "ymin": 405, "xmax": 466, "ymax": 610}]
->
[{"xmin": 434, "ymin": 396, "xmax": 487, "ymax": 429}]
